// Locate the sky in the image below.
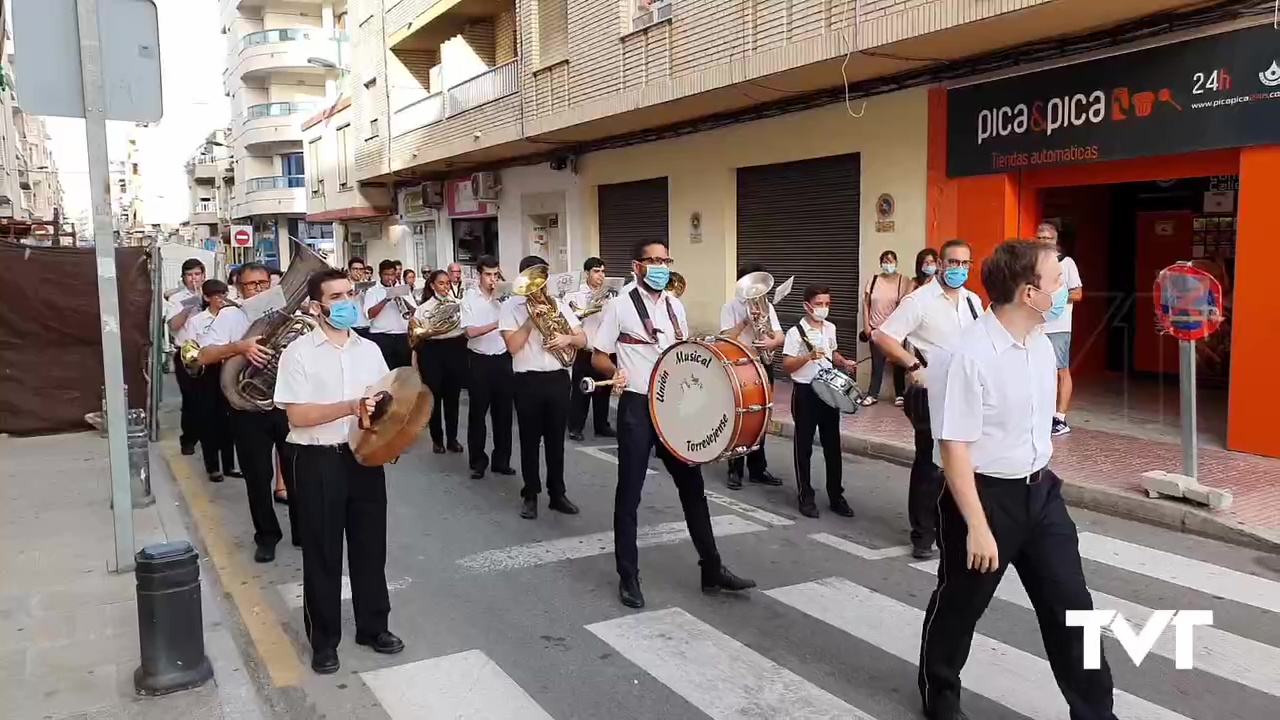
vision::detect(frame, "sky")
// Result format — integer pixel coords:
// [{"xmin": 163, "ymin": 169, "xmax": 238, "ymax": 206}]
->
[{"xmin": 44, "ymin": 0, "xmax": 230, "ymax": 225}]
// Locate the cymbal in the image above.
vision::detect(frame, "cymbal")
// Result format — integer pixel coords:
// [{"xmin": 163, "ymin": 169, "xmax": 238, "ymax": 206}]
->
[{"xmin": 349, "ymin": 368, "xmax": 434, "ymax": 467}]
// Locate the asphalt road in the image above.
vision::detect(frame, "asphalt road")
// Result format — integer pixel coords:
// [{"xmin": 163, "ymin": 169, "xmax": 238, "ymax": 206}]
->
[{"xmin": 184, "ymin": 397, "xmax": 1280, "ymax": 720}]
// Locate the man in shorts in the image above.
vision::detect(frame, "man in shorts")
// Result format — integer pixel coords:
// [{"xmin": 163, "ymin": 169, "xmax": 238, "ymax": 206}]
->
[{"xmin": 1036, "ymin": 223, "xmax": 1083, "ymax": 436}]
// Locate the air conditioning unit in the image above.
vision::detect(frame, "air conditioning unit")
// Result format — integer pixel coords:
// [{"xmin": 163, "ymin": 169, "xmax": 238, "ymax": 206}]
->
[
  {"xmin": 420, "ymin": 181, "xmax": 445, "ymax": 208},
  {"xmin": 471, "ymin": 172, "xmax": 500, "ymax": 201}
]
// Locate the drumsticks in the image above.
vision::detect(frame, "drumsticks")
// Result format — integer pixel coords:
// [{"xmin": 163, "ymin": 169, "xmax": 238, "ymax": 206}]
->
[{"xmin": 579, "ymin": 377, "xmax": 623, "ymax": 394}]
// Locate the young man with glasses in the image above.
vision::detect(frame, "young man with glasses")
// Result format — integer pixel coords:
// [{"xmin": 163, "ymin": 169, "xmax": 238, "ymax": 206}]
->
[
  {"xmin": 872, "ymin": 239, "xmax": 983, "ymax": 560},
  {"xmin": 593, "ymin": 241, "xmax": 756, "ymax": 609},
  {"xmin": 1034, "ymin": 222, "xmax": 1083, "ymax": 435}
]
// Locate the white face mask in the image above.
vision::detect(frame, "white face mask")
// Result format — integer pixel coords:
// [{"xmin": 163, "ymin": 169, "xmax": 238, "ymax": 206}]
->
[
  {"xmin": 881, "ymin": 263, "xmax": 896, "ymax": 274},
  {"xmin": 809, "ymin": 305, "xmax": 829, "ymax": 320}
]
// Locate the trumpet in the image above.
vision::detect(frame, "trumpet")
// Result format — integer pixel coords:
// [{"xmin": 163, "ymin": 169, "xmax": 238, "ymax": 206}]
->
[
  {"xmin": 395, "ymin": 292, "xmax": 414, "ymax": 319},
  {"xmin": 513, "ymin": 265, "xmax": 576, "ymax": 367},
  {"xmin": 666, "ymin": 270, "xmax": 686, "ymax": 298}
]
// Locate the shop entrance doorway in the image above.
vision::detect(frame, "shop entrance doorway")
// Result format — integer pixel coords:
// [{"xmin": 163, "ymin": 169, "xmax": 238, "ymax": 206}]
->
[{"xmin": 1038, "ymin": 174, "xmax": 1236, "ymax": 447}]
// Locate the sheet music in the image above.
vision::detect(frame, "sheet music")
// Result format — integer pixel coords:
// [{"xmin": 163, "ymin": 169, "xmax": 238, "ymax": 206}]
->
[
  {"xmin": 239, "ymin": 286, "xmax": 287, "ymax": 322},
  {"xmin": 179, "ymin": 294, "xmax": 202, "ymax": 310}
]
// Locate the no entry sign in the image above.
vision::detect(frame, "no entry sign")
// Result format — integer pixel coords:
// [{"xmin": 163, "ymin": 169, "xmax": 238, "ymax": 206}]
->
[{"xmin": 231, "ymin": 226, "xmax": 252, "ymax": 247}]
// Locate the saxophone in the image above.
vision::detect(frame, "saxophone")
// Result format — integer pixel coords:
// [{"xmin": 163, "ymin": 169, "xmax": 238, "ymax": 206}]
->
[
  {"xmin": 513, "ymin": 264, "xmax": 576, "ymax": 367},
  {"xmin": 220, "ymin": 242, "xmax": 328, "ymax": 412},
  {"xmin": 408, "ymin": 295, "xmax": 461, "ymax": 348}
]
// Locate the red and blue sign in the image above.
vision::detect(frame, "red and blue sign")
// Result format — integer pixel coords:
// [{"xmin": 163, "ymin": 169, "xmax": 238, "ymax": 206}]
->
[{"xmin": 1154, "ymin": 263, "xmax": 1224, "ymax": 342}]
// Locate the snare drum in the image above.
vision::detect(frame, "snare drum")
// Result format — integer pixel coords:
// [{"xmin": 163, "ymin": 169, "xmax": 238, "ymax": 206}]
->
[
  {"xmin": 649, "ymin": 336, "xmax": 773, "ymax": 465},
  {"xmin": 812, "ymin": 367, "xmax": 865, "ymax": 414}
]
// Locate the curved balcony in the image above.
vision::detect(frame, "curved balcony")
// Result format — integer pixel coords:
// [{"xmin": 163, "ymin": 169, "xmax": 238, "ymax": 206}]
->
[
  {"xmin": 230, "ymin": 176, "xmax": 306, "ymax": 219},
  {"xmin": 236, "ymin": 101, "xmax": 317, "ymax": 151},
  {"xmin": 229, "ymin": 28, "xmax": 343, "ymax": 84}
]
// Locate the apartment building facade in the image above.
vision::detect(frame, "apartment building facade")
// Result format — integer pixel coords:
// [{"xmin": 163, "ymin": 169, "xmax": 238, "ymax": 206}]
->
[
  {"xmin": 185, "ymin": 128, "xmax": 235, "ymax": 244},
  {"xmin": 221, "ymin": 0, "xmax": 347, "ymax": 267}
]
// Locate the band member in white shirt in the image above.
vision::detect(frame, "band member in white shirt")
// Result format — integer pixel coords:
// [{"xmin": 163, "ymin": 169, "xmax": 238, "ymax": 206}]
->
[
  {"xmin": 413, "ymin": 270, "xmax": 466, "ymax": 454},
  {"xmin": 166, "ymin": 258, "xmax": 206, "ymax": 455},
  {"xmin": 719, "ymin": 262, "xmax": 784, "ymax": 490},
  {"xmin": 460, "ymin": 255, "xmax": 516, "ymax": 480},
  {"xmin": 186, "ymin": 280, "xmax": 238, "ymax": 482},
  {"xmin": 919, "ymin": 240, "xmax": 1114, "ymax": 720},
  {"xmin": 593, "ymin": 240, "xmax": 756, "ymax": 609},
  {"xmin": 347, "ymin": 257, "xmax": 373, "ymax": 340},
  {"xmin": 781, "ymin": 284, "xmax": 857, "ymax": 518},
  {"xmin": 873, "ymin": 239, "xmax": 983, "ymax": 560},
  {"xmin": 563, "ymin": 257, "xmax": 616, "ymax": 441},
  {"xmin": 274, "ymin": 268, "xmax": 404, "ymax": 675},
  {"xmin": 363, "ymin": 259, "xmax": 412, "ymax": 369},
  {"xmin": 499, "ymin": 255, "xmax": 587, "ymax": 519},
  {"xmin": 197, "ymin": 262, "xmax": 298, "ymax": 563}
]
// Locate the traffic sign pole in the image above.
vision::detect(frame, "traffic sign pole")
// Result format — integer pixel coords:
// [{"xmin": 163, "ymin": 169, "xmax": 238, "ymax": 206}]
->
[{"xmin": 1179, "ymin": 340, "xmax": 1197, "ymax": 479}]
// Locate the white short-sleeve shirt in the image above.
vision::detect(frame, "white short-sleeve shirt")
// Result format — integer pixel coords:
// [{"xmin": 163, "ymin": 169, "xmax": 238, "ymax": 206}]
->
[
  {"xmin": 413, "ymin": 295, "xmax": 465, "ymax": 340},
  {"xmin": 273, "ymin": 328, "xmax": 391, "ymax": 446},
  {"xmin": 593, "ymin": 283, "xmax": 688, "ymax": 396},
  {"xmin": 364, "ymin": 283, "xmax": 410, "ymax": 335},
  {"xmin": 719, "ymin": 298, "xmax": 782, "ymax": 347},
  {"xmin": 564, "ymin": 285, "xmax": 605, "ymax": 350},
  {"xmin": 165, "ymin": 288, "xmax": 199, "ymax": 345},
  {"xmin": 460, "ymin": 288, "xmax": 507, "ymax": 355},
  {"xmin": 199, "ymin": 306, "xmax": 251, "ymax": 347},
  {"xmin": 782, "ymin": 319, "xmax": 838, "ymax": 384},
  {"xmin": 498, "ymin": 296, "xmax": 582, "ymax": 373},
  {"xmin": 180, "ymin": 310, "xmax": 217, "ymax": 348},
  {"xmin": 877, "ymin": 280, "xmax": 983, "ymax": 365},
  {"xmin": 927, "ymin": 311, "xmax": 1056, "ymax": 478},
  {"xmin": 1043, "ymin": 255, "xmax": 1083, "ymax": 335}
]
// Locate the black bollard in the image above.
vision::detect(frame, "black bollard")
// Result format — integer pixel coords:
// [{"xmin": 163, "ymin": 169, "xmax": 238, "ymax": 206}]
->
[{"xmin": 133, "ymin": 541, "xmax": 214, "ymax": 696}]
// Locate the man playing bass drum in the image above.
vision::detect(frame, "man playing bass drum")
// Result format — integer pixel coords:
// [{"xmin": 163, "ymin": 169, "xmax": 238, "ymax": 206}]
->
[{"xmin": 592, "ymin": 240, "xmax": 755, "ymax": 609}]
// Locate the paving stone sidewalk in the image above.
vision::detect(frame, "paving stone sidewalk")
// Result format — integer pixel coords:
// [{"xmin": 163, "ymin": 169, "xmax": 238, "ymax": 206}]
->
[{"xmin": 0, "ymin": 432, "xmax": 267, "ymax": 720}]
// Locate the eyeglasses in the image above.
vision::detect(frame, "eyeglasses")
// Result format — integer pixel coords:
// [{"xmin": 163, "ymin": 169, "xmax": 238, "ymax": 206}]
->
[
  {"xmin": 241, "ymin": 280, "xmax": 270, "ymax": 291},
  {"xmin": 637, "ymin": 257, "xmax": 674, "ymax": 266},
  {"xmin": 943, "ymin": 259, "xmax": 972, "ymax": 269}
]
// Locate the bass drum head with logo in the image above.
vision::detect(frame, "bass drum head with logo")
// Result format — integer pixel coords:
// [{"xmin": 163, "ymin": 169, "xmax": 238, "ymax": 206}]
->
[
  {"xmin": 812, "ymin": 367, "xmax": 861, "ymax": 414},
  {"xmin": 649, "ymin": 340, "xmax": 740, "ymax": 465}
]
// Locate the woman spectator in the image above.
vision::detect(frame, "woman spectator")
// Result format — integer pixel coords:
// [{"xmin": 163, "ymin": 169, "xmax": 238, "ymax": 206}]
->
[
  {"xmin": 912, "ymin": 247, "xmax": 938, "ymax": 291},
  {"xmin": 862, "ymin": 250, "xmax": 909, "ymax": 407}
]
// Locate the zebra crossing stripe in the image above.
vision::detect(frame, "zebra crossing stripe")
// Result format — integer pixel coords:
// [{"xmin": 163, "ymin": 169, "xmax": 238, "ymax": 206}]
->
[
  {"xmin": 810, "ymin": 532, "xmax": 913, "ymax": 560},
  {"xmin": 704, "ymin": 491, "xmax": 795, "ymax": 526},
  {"xmin": 767, "ymin": 577, "xmax": 1193, "ymax": 720},
  {"xmin": 276, "ymin": 576, "xmax": 412, "ymax": 609},
  {"xmin": 586, "ymin": 607, "xmax": 880, "ymax": 719},
  {"xmin": 360, "ymin": 649, "xmax": 554, "ymax": 719},
  {"xmin": 456, "ymin": 515, "xmax": 766, "ymax": 572},
  {"xmin": 1078, "ymin": 533, "xmax": 1280, "ymax": 613},
  {"xmin": 911, "ymin": 560, "xmax": 1280, "ymax": 697}
]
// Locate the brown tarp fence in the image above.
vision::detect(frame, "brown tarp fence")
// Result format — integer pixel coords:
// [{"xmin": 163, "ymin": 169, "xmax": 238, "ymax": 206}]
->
[{"xmin": 0, "ymin": 241, "xmax": 153, "ymax": 435}]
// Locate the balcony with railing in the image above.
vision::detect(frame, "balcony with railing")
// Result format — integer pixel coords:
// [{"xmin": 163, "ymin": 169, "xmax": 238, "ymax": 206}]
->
[
  {"xmin": 190, "ymin": 200, "xmax": 221, "ymax": 226},
  {"xmin": 238, "ymin": 101, "xmax": 318, "ymax": 150},
  {"xmin": 229, "ymin": 27, "xmax": 343, "ymax": 83},
  {"xmin": 393, "ymin": 60, "xmax": 519, "ymax": 137},
  {"xmin": 230, "ymin": 175, "xmax": 306, "ymax": 218},
  {"xmin": 189, "ymin": 152, "xmax": 230, "ymax": 180}
]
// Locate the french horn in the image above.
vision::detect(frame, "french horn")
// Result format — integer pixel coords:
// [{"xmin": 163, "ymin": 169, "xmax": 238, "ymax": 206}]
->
[
  {"xmin": 665, "ymin": 270, "xmax": 686, "ymax": 298},
  {"xmin": 409, "ymin": 294, "xmax": 461, "ymax": 348}
]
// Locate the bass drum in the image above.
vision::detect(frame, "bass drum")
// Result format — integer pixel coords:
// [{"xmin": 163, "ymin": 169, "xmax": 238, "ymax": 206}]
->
[
  {"xmin": 649, "ymin": 336, "xmax": 772, "ymax": 465},
  {"xmin": 812, "ymin": 367, "xmax": 865, "ymax": 414}
]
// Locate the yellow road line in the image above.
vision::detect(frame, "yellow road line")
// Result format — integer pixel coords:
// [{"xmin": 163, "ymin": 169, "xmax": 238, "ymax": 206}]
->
[{"xmin": 160, "ymin": 441, "xmax": 304, "ymax": 687}]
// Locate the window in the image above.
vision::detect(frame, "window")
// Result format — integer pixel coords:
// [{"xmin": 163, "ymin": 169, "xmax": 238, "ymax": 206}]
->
[
  {"xmin": 537, "ymin": 0, "xmax": 569, "ymax": 65},
  {"xmin": 336, "ymin": 124, "xmax": 351, "ymax": 189},
  {"xmin": 281, "ymin": 152, "xmax": 305, "ymax": 188},
  {"xmin": 368, "ymin": 116, "xmax": 380, "ymax": 139},
  {"xmin": 347, "ymin": 231, "xmax": 367, "ymax": 266},
  {"xmin": 452, "ymin": 217, "xmax": 498, "ymax": 265},
  {"xmin": 363, "ymin": 78, "xmax": 380, "ymax": 138},
  {"xmin": 307, "ymin": 139, "xmax": 321, "ymax": 195},
  {"xmin": 629, "ymin": 0, "xmax": 672, "ymax": 32}
]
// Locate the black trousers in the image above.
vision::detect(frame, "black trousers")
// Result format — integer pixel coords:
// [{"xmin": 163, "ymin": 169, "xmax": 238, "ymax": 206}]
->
[
  {"xmin": 728, "ymin": 362, "xmax": 774, "ymax": 477},
  {"xmin": 371, "ymin": 332, "xmax": 411, "ymax": 369},
  {"xmin": 904, "ymin": 384, "xmax": 943, "ymax": 549},
  {"xmin": 416, "ymin": 336, "xmax": 466, "ymax": 446},
  {"xmin": 231, "ymin": 408, "xmax": 297, "ymax": 548},
  {"xmin": 791, "ymin": 381, "xmax": 843, "ymax": 502},
  {"xmin": 291, "ymin": 444, "xmax": 390, "ymax": 654},
  {"xmin": 467, "ymin": 352, "xmax": 514, "ymax": 471},
  {"xmin": 195, "ymin": 365, "xmax": 235, "ymax": 475},
  {"xmin": 173, "ymin": 351, "xmax": 198, "ymax": 448},
  {"xmin": 514, "ymin": 369, "xmax": 571, "ymax": 499},
  {"xmin": 568, "ymin": 349, "xmax": 612, "ymax": 434},
  {"xmin": 868, "ymin": 339, "xmax": 906, "ymax": 399},
  {"xmin": 354, "ymin": 327, "xmax": 373, "ymax": 341},
  {"xmin": 919, "ymin": 471, "xmax": 1116, "ymax": 720},
  {"xmin": 614, "ymin": 392, "xmax": 720, "ymax": 580}
]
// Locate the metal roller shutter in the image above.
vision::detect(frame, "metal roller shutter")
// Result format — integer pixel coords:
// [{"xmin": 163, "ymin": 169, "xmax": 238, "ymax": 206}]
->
[
  {"xmin": 597, "ymin": 177, "xmax": 669, "ymax": 277},
  {"xmin": 736, "ymin": 153, "xmax": 861, "ymax": 361}
]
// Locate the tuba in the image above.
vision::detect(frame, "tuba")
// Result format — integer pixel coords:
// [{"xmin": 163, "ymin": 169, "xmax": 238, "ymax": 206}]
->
[
  {"xmin": 220, "ymin": 242, "xmax": 328, "ymax": 412},
  {"xmin": 735, "ymin": 271, "xmax": 778, "ymax": 364},
  {"xmin": 665, "ymin": 271, "xmax": 687, "ymax": 298},
  {"xmin": 512, "ymin": 264, "xmax": 576, "ymax": 367},
  {"xmin": 408, "ymin": 294, "xmax": 461, "ymax": 348}
]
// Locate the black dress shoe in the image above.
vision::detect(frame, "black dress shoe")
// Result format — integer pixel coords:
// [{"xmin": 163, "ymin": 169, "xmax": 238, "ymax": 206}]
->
[
  {"xmin": 471, "ymin": 468, "xmax": 486, "ymax": 479},
  {"xmin": 432, "ymin": 443, "xmax": 446, "ymax": 454},
  {"xmin": 253, "ymin": 544, "xmax": 276, "ymax": 563},
  {"xmin": 208, "ymin": 472, "xmax": 224, "ymax": 483},
  {"xmin": 798, "ymin": 501, "xmax": 819, "ymax": 519},
  {"xmin": 180, "ymin": 445, "xmax": 196, "ymax": 456},
  {"xmin": 447, "ymin": 441, "xmax": 464, "ymax": 453},
  {"xmin": 225, "ymin": 470, "xmax": 243, "ymax": 479},
  {"xmin": 595, "ymin": 426, "xmax": 616, "ymax": 438},
  {"xmin": 356, "ymin": 631, "xmax": 405, "ymax": 655},
  {"xmin": 548, "ymin": 496, "xmax": 579, "ymax": 515},
  {"xmin": 912, "ymin": 544, "xmax": 937, "ymax": 560},
  {"xmin": 727, "ymin": 469, "xmax": 744, "ymax": 491},
  {"xmin": 925, "ymin": 708, "xmax": 970, "ymax": 720},
  {"xmin": 568, "ymin": 431, "xmax": 585, "ymax": 442},
  {"xmin": 701, "ymin": 565, "xmax": 757, "ymax": 593},
  {"xmin": 311, "ymin": 648, "xmax": 340, "ymax": 674},
  {"xmin": 830, "ymin": 497, "xmax": 855, "ymax": 517},
  {"xmin": 619, "ymin": 577, "xmax": 645, "ymax": 608},
  {"xmin": 520, "ymin": 497, "xmax": 538, "ymax": 519},
  {"xmin": 749, "ymin": 470, "xmax": 784, "ymax": 487},
  {"xmin": 492, "ymin": 466, "xmax": 517, "ymax": 476}
]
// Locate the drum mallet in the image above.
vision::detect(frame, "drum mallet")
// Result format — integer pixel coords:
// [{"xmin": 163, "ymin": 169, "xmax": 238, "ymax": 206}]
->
[{"xmin": 579, "ymin": 377, "xmax": 623, "ymax": 394}]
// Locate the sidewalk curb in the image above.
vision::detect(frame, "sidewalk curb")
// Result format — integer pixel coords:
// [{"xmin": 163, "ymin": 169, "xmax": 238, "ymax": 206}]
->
[{"xmin": 765, "ymin": 415, "xmax": 1280, "ymax": 553}]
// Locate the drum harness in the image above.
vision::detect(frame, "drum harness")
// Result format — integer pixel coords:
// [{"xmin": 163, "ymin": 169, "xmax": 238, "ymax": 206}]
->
[{"xmin": 618, "ymin": 287, "xmax": 684, "ymax": 345}]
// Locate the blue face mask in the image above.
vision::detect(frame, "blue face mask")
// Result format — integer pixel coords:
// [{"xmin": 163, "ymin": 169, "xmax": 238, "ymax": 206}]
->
[
  {"xmin": 323, "ymin": 299, "xmax": 360, "ymax": 330},
  {"xmin": 922, "ymin": 264, "xmax": 937, "ymax": 277},
  {"xmin": 1038, "ymin": 284, "xmax": 1070, "ymax": 323},
  {"xmin": 642, "ymin": 264, "xmax": 670, "ymax": 292},
  {"xmin": 942, "ymin": 266, "xmax": 968, "ymax": 289}
]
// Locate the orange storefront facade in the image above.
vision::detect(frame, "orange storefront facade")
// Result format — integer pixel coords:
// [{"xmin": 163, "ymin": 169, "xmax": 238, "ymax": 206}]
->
[{"xmin": 924, "ymin": 24, "xmax": 1279, "ymax": 460}]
